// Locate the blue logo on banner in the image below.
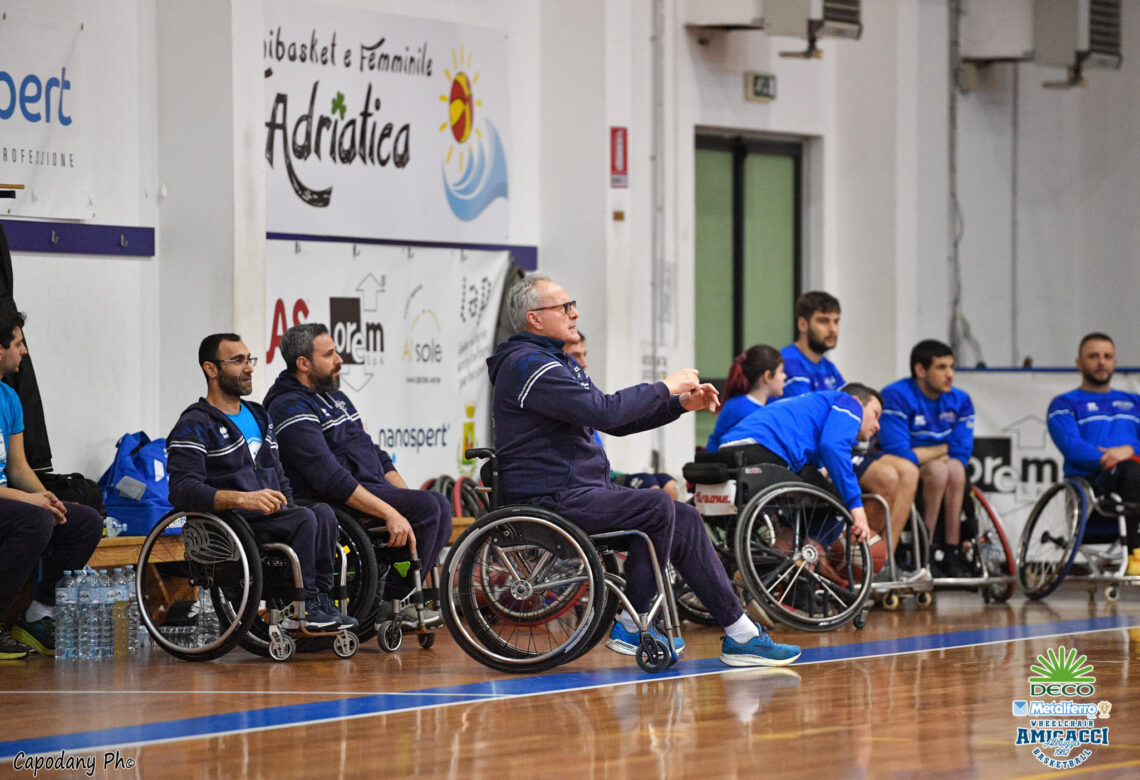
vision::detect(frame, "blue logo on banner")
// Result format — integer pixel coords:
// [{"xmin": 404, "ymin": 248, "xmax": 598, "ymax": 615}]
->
[{"xmin": 443, "ymin": 119, "xmax": 508, "ymax": 221}]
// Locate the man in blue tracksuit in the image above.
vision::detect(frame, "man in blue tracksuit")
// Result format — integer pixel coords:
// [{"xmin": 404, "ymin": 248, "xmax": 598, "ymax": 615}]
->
[
  {"xmin": 166, "ymin": 333, "xmax": 355, "ymax": 631},
  {"xmin": 1047, "ymin": 332, "xmax": 1140, "ymax": 575},
  {"xmin": 880, "ymin": 339, "xmax": 975, "ymax": 577},
  {"xmin": 264, "ymin": 323, "xmax": 452, "ymax": 602},
  {"xmin": 487, "ymin": 275, "xmax": 800, "ymax": 667},
  {"xmin": 719, "ymin": 386, "xmax": 882, "ymax": 544}
]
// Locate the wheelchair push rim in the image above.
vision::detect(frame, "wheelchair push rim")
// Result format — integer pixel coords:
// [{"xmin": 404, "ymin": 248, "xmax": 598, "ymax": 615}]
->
[
  {"xmin": 136, "ymin": 510, "xmax": 263, "ymax": 662},
  {"xmin": 734, "ymin": 483, "xmax": 872, "ymax": 632},
  {"xmin": 441, "ymin": 509, "xmax": 607, "ymax": 673}
]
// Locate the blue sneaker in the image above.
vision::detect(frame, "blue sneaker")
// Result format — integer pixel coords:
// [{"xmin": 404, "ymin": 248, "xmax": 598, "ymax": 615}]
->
[
  {"xmin": 721, "ymin": 627, "xmax": 801, "ymax": 667},
  {"xmin": 605, "ymin": 621, "xmax": 685, "ymax": 658}
]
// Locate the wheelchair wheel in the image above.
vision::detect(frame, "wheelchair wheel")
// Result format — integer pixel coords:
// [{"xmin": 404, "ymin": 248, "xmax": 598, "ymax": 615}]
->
[
  {"xmin": 441, "ymin": 507, "xmax": 607, "ymax": 673},
  {"xmin": 562, "ymin": 548, "xmax": 622, "ymax": 663},
  {"xmin": 734, "ymin": 483, "xmax": 872, "ymax": 632},
  {"xmin": 969, "ymin": 486, "xmax": 1016, "ymax": 603},
  {"xmin": 137, "ymin": 510, "xmax": 263, "ymax": 662},
  {"xmin": 1019, "ymin": 481, "xmax": 1086, "ymax": 599},
  {"xmin": 333, "ymin": 630, "xmax": 360, "ymax": 659},
  {"xmin": 418, "ymin": 632, "xmax": 436, "ymax": 649},
  {"xmin": 669, "ymin": 565, "xmax": 720, "ymax": 626}
]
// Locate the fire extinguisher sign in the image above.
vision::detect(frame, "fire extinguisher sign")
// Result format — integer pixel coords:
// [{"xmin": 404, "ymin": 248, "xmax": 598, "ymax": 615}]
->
[{"xmin": 610, "ymin": 127, "xmax": 628, "ymax": 188}]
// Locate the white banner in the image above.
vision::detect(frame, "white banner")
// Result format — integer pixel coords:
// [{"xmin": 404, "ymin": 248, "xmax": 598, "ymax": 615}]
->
[
  {"xmin": 263, "ymin": 2, "xmax": 511, "ymax": 243},
  {"xmin": 955, "ymin": 369, "xmax": 1140, "ymax": 546},
  {"xmin": 0, "ymin": 9, "xmax": 90, "ymax": 218},
  {"xmin": 265, "ymin": 240, "xmax": 509, "ymax": 484}
]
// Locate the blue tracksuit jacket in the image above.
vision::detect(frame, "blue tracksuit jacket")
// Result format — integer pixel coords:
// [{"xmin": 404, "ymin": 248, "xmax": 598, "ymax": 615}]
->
[
  {"xmin": 880, "ymin": 378, "xmax": 975, "ymax": 468},
  {"xmin": 780, "ymin": 343, "xmax": 844, "ymax": 398},
  {"xmin": 1047, "ymin": 388, "xmax": 1140, "ymax": 478}
]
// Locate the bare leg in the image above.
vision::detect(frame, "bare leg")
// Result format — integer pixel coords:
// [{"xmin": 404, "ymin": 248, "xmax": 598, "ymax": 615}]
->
[
  {"xmin": 919, "ymin": 458, "xmax": 950, "ymax": 539},
  {"xmin": 941, "ymin": 460, "xmax": 967, "ymax": 546}
]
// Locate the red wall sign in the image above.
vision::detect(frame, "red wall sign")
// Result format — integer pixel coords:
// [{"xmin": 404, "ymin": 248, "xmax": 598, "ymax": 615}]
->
[{"xmin": 610, "ymin": 127, "xmax": 628, "ymax": 188}]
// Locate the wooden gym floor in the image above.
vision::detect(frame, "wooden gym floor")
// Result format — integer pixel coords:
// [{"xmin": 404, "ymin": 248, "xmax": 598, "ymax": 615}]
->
[{"xmin": 1, "ymin": 586, "xmax": 1138, "ymax": 779}]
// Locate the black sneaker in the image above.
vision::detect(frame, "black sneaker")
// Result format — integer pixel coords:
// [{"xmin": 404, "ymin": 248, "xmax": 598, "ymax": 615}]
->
[
  {"xmin": 12, "ymin": 617, "xmax": 55, "ymax": 657},
  {"xmin": 318, "ymin": 594, "xmax": 359, "ymax": 631},
  {"xmin": 0, "ymin": 627, "xmax": 33, "ymax": 660},
  {"xmin": 301, "ymin": 597, "xmax": 339, "ymax": 631}
]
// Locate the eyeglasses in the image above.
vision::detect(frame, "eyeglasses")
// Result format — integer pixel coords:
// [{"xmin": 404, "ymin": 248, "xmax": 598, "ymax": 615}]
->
[
  {"xmin": 213, "ymin": 355, "xmax": 258, "ymax": 367},
  {"xmin": 530, "ymin": 300, "xmax": 577, "ymax": 315}
]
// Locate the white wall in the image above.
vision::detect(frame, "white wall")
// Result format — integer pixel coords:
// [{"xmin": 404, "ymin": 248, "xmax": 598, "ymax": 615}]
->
[{"xmin": 11, "ymin": 0, "xmax": 1140, "ymax": 483}]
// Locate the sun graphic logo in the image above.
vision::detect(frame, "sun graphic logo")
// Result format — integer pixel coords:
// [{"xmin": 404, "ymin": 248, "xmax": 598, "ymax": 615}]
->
[
  {"xmin": 439, "ymin": 45, "xmax": 508, "ymax": 222},
  {"xmin": 1029, "ymin": 646, "xmax": 1096, "ymax": 696}
]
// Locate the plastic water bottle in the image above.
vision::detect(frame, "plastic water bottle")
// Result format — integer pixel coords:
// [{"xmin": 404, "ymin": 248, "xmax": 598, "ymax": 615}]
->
[
  {"xmin": 124, "ymin": 564, "xmax": 143, "ymax": 652},
  {"xmin": 77, "ymin": 570, "xmax": 98, "ymax": 661},
  {"xmin": 104, "ymin": 517, "xmax": 126, "ymax": 538},
  {"xmin": 53, "ymin": 571, "xmax": 78, "ymax": 661},
  {"xmin": 197, "ymin": 587, "xmax": 220, "ymax": 647},
  {"xmin": 112, "ymin": 568, "xmax": 130, "ymax": 657},
  {"xmin": 95, "ymin": 569, "xmax": 115, "ymax": 659}
]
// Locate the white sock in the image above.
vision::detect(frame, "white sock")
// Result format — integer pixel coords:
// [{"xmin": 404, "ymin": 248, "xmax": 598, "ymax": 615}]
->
[
  {"xmin": 725, "ymin": 613, "xmax": 759, "ymax": 644},
  {"xmin": 25, "ymin": 600, "xmax": 53, "ymax": 623},
  {"xmin": 617, "ymin": 611, "xmax": 639, "ymax": 633}
]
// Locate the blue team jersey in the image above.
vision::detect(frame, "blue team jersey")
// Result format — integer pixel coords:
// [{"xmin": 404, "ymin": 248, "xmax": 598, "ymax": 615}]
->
[
  {"xmin": 1047, "ymin": 388, "xmax": 1140, "ymax": 478},
  {"xmin": 706, "ymin": 393, "xmax": 768, "ymax": 452},
  {"xmin": 779, "ymin": 344, "xmax": 844, "ymax": 398},
  {"xmin": 880, "ymin": 378, "xmax": 975, "ymax": 467},
  {"xmin": 720, "ymin": 390, "xmax": 864, "ymax": 510},
  {"xmin": 226, "ymin": 403, "xmax": 264, "ymax": 460},
  {"xmin": 0, "ymin": 382, "xmax": 25, "ymax": 486}
]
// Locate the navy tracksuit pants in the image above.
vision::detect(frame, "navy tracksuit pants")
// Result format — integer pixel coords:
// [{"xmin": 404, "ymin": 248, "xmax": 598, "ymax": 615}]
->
[
  {"xmin": 242, "ymin": 504, "xmax": 337, "ymax": 596},
  {"xmin": 0, "ymin": 498, "xmax": 102, "ymax": 612}
]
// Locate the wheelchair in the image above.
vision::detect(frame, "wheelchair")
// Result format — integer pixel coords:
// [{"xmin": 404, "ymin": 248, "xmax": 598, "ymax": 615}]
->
[
  {"xmin": 136, "ymin": 508, "xmax": 363, "ymax": 662},
  {"xmin": 877, "ymin": 483, "xmax": 1015, "ymax": 607},
  {"xmin": 682, "ymin": 449, "xmax": 873, "ymax": 632},
  {"xmin": 440, "ymin": 448, "xmax": 683, "ymax": 674},
  {"xmin": 1018, "ymin": 478, "xmax": 1140, "ymax": 601}
]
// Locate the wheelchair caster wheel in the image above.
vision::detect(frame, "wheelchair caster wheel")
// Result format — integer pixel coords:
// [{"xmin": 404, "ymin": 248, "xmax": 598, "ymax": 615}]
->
[
  {"xmin": 334, "ymin": 631, "xmax": 360, "ymax": 659},
  {"xmin": 418, "ymin": 632, "xmax": 436, "ymax": 649},
  {"xmin": 853, "ymin": 612, "xmax": 866, "ymax": 630},
  {"xmin": 269, "ymin": 633, "xmax": 296, "ymax": 662},
  {"xmin": 881, "ymin": 592, "xmax": 900, "ymax": 611},
  {"xmin": 635, "ymin": 635, "xmax": 671, "ymax": 673},
  {"xmin": 916, "ymin": 591, "xmax": 933, "ymax": 609},
  {"xmin": 1105, "ymin": 586, "xmax": 1119, "ymax": 603},
  {"xmin": 982, "ymin": 586, "xmax": 992, "ymax": 605},
  {"xmin": 377, "ymin": 620, "xmax": 403, "ymax": 652}
]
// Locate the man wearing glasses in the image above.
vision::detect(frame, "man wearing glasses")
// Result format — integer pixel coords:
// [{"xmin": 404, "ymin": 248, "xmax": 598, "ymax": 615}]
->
[
  {"xmin": 486, "ymin": 275, "xmax": 801, "ymax": 667},
  {"xmin": 166, "ymin": 333, "xmax": 357, "ymax": 631}
]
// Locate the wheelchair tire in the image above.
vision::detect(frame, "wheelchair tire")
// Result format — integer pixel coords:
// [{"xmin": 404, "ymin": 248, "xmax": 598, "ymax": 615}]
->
[
  {"xmin": 562, "ymin": 548, "xmax": 622, "ymax": 663},
  {"xmin": 733, "ymin": 483, "xmax": 872, "ymax": 632},
  {"xmin": 454, "ymin": 476, "xmax": 485, "ymax": 520},
  {"xmin": 138, "ymin": 510, "xmax": 263, "ymax": 662},
  {"xmin": 1018, "ymin": 480, "xmax": 1087, "ymax": 599},
  {"xmin": 970, "ymin": 486, "xmax": 1016, "ymax": 603},
  {"xmin": 441, "ymin": 507, "xmax": 607, "ymax": 673},
  {"xmin": 669, "ymin": 566, "xmax": 720, "ymax": 626}
]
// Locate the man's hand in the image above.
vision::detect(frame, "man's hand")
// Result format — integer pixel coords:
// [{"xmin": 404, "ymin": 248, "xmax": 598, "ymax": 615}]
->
[
  {"xmin": 24, "ymin": 491, "xmax": 66, "ymax": 524},
  {"xmin": 679, "ymin": 383, "xmax": 720, "ymax": 412},
  {"xmin": 1099, "ymin": 444, "xmax": 1135, "ymax": 469},
  {"xmin": 384, "ymin": 511, "xmax": 417, "ymax": 554},
  {"xmin": 849, "ymin": 507, "xmax": 872, "ymax": 543},
  {"xmin": 231, "ymin": 489, "xmax": 289, "ymax": 515},
  {"xmin": 663, "ymin": 369, "xmax": 701, "ymax": 396}
]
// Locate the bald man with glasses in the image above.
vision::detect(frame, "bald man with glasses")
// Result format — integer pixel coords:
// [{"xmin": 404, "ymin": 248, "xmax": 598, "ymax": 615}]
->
[{"xmin": 485, "ymin": 275, "xmax": 801, "ymax": 667}]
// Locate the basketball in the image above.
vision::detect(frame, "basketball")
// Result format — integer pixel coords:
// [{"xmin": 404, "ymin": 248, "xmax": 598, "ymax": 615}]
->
[{"xmin": 847, "ymin": 534, "xmax": 887, "ymax": 579}]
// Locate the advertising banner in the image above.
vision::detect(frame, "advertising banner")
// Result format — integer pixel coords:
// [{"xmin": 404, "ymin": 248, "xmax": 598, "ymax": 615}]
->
[
  {"xmin": 265, "ymin": 240, "xmax": 510, "ymax": 483},
  {"xmin": 263, "ymin": 1, "xmax": 511, "ymax": 243},
  {"xmin": 0, "ymin": 9, "xmax": 90, "ymax": 219},
  {"xmin": 955, "ymin": 369, "xmax": 1140, "ymax": 546}
]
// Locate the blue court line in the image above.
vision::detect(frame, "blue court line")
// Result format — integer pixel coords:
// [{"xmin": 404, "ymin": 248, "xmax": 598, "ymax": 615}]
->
[{"xmin": 3, "ymin": 613, "xmax": 1138, "ymax": 760}]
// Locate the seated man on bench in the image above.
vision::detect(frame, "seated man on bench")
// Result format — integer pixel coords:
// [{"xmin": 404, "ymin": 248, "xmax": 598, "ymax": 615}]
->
[
  {"xmin": 0, "ymin": 311, "xmax": 101, "ymax": 658},
  {"xmin": 265, "ymin": 323, "xmax": 452, "ymax": 616},
  {"xmin": 166, "ymin": 332, "xmax": 355, "ymax": 632}
]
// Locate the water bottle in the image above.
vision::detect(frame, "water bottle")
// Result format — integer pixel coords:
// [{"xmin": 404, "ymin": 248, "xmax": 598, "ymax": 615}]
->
[
  {"xmin": 197, "ymin": 586, "xmax": 220, "ymax": 647},
  {"xmin": 77, "ymin": 570, "xmax": 98, "ymax": 661},
  {"xmin": 53, "ymin": 571, "xmax": 78, "ymax": 661},
  {"xmin": 112, "ymin": 568, "xmax": 130, "ymax": 657},
  {"xmin": 124, "ymin": 564, "xmax": 143, "ymax": 652},
  {"xmin": 104, "ymin": 517, "xmax": 126, "ymax": 538},
  {"xmin": 95, "ymin": 569, "xmax": 115, "ymax": 659}
]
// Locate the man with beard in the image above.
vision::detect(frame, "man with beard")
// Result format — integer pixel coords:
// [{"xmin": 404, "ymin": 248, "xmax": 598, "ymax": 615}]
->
[
  {"xmin": 0, "ymin": 311, "xmax": 102, "ymax": 658},
  {"xmin": 167, "ymin": 333, "xmax": 356, "ymax": 631},
  {"xmin": 780, "ymin": 291, "xmax": 919, "ymax": 580},
  {"xmin": 264, "ymin": 323, "xmax": 451, "ymax": 609},
  {"xmin": 1047, "ymin": 333, "xmax": 1140, "ymax": 576},
  {"xmin": 880, "ymin": 339, "xmax": 975, "ymax": 577}
]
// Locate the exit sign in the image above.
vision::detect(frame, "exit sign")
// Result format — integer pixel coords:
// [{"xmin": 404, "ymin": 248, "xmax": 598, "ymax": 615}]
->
[{"xmin": 745, "ymin": 72, "xmax": 777, "ymax": 102}]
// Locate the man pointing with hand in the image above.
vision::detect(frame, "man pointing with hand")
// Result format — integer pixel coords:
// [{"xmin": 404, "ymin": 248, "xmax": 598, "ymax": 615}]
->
[{"xmin": 486, "ymin": 276, "xmax": 800, "ymax": 667}]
